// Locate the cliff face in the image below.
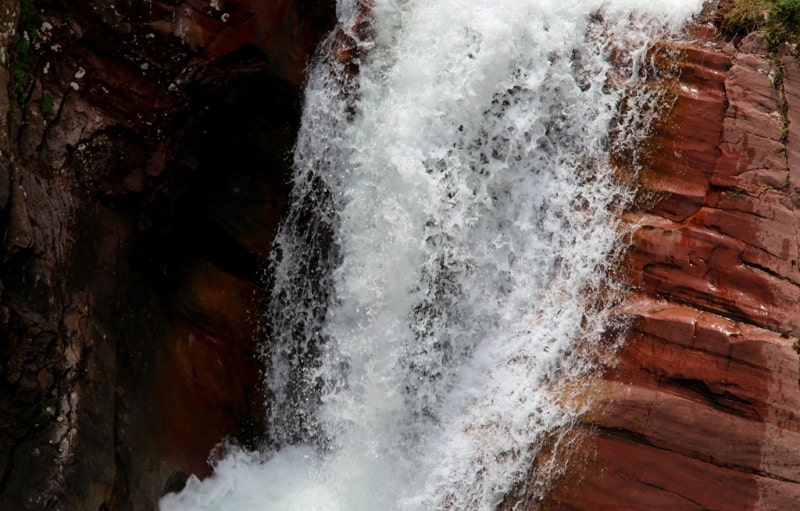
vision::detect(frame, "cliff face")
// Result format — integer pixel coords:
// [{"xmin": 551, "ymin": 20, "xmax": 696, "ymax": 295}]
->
[
  {"xmin": 525, "ymin": 18, "xmax": 800, "ymax": 511},
  {"xmin": 3, "ymin": 2, "xmax": 800, "ymax": 511},
  {"xmin": 0, "ymin": 1, "xmax": 333, "ymax": 510}
]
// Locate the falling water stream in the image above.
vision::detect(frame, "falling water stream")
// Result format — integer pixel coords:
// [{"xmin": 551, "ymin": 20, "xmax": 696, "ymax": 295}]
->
[{"xmin": 160, "ymin": 1, "xmax": 703, "ymax": 509}]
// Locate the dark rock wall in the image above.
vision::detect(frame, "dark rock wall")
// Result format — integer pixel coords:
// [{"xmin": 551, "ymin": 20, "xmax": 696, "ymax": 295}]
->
[
  {"xmin": 0, "ymin": 1, "xmax": 334, "ymax": 509},
  {"xmin": 4, "ymin": 1, "xmax": 800, "ymax": 511}
]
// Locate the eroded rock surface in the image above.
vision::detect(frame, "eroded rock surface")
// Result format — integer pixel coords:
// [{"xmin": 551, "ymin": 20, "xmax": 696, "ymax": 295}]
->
[
  {"xmin": 4, "ymin": 1, "xmax": 800, "ymax": 511},
  {"xmin": 529, "ymin": 19, "xmax": 800, "ymax": 511},
  {"xmin": 0, "ymin": 1, "xmax": 334, "ymax": 510}
]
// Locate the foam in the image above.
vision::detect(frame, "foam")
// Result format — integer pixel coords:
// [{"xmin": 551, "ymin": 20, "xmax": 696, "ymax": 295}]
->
[{"xmin": 161, "ymin": 1, "xmax": 703, "ymax": 509}]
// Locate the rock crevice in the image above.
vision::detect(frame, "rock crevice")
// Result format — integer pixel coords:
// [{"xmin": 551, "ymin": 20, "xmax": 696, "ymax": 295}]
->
[{"xmin": 0, "ymin": 1, "xmax": 335, "ymax": 509}]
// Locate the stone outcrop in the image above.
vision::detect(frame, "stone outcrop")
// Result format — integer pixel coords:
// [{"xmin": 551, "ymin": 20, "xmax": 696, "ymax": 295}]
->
[
  {"xmin": 3, "ymin": 1, "xmax": 800, "ymax": 510},
  {"xmin": 0, "ymin": 1, "xmax": 334, "ymax": 510},
  {"xmin": 526, "ymin": 14, "xmax": 800, "ymax": 511}
]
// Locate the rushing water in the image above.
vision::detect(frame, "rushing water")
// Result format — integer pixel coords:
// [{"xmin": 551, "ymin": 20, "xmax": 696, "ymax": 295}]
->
[{"xmin": 160, "ymin": 1, "xmax": 703, "ymax": 510}]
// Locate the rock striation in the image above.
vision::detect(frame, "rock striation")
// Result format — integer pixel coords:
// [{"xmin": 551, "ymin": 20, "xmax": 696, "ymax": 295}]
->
[
  {"xmin": 525, "ymin": 16, "xmax": 800, "ymax": 511},
  {"xmin": 2, "ymin": 1, "xmax": 800, "ymax": 510}
]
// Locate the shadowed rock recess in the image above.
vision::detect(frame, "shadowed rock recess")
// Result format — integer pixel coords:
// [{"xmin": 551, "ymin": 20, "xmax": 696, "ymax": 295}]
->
[
  {"xmin": 2, "ymin": 1, "xmax": 800, "ymax": 511},
  {"xmin": 0, "ymin": 0, "xmax": 334, "ymax": 509}
]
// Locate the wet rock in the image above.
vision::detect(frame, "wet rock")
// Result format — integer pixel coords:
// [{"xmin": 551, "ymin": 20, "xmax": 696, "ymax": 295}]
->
[
  {"xmin": 0, "ymin": 160, "xmax": 9, "ymax": 209},
  {"xmin": 0, "ymin": 0, "xmax": 335, "ymax": 510},
  {"xmin": 520, "ymin": 19, "xmax": 800, "ymax": 511},
  {"xmin": 4, "ymin": 178, "xmax": 34, "ymax": 253}
]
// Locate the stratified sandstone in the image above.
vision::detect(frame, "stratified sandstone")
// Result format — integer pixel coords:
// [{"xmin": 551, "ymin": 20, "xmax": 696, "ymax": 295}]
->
[
  {"xmin": 4, "ymin": 1, "xmax": 800, "ymax": 510},
  {"xmin": 532, "ymin": 19, "xmax": 800, "ymax": 511}
]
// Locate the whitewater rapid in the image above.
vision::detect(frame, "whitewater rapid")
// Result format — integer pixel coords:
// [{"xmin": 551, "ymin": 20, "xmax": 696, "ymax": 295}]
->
[{"xmin": 160, "ymin": 0, "xmax": 704, "ymax": 510}]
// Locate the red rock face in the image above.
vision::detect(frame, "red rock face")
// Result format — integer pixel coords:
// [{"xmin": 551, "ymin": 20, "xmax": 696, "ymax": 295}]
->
[
  {"xmin": 531, "ymin": 26, "xmax": 800, "ymax": 511},
  {"xmin": 4, "ymin": 2, "xmax": 800, "ymax": 510}
]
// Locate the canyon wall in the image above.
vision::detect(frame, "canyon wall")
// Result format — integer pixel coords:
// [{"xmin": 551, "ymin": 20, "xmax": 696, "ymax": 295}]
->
[
  {"xmin": 2, "ymin": 1, "xmax": 800, "ymax": 510},
  {"xmin": 526, "ymin": 13, "xmax": 800, "ymax": 511},
  {"xmin": 0, "ymin": 1, "xmax": 333, "ymax": 509}
]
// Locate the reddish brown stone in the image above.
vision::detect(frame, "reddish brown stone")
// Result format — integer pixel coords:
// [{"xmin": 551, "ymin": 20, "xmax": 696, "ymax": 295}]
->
[
  {"xmin": 0, "ymin": 0, "xmax": 335, "ymax": 509},
  {"xmin": 527, "ymin": 19, "xmax": 800, "ymax": 511},
  {"xmin": 782, "ymin": 56, "xmax": 800, "ymax": 208},
  {"xmin": 640, "ymin": 45, "xmax": 728, "ymax": 222}
]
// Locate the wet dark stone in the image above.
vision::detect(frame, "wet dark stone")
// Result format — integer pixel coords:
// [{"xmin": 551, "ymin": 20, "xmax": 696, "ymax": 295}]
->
[{"xmin": 0, "ymin": 161, "xmax": 8, "ymax": 210}]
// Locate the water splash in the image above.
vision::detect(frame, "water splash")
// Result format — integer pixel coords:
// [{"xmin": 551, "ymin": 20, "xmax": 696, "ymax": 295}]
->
[{"xmin": 160, "ymin": 1, "xmax": 703, "ymax": 510}]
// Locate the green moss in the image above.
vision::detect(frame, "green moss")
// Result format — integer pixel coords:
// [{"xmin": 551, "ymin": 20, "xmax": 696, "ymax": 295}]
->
[
  {"xmin": 764, "ymin": 0, "xmax": 800, "ymax": 48},
  {"xmin": 9, "ymin": 0, "xmax": 34, "ymax": 109},
  {"xmin": 19, "ymin": 0, "xmax": 31, "ymax": 18},
  {"xmin": 725, "ymin": 0, "xmax": 768, "ymax": 34},
  {"xmin": 40, "ymin": 91, "xmax": 53, "ymax": 117},
  {"xmin": 723, "ymin": 0, "xmax": 800, "ymax": 50},
  {"xmin": 7, "ymin": 0, "xmax": 40, "ymax": 118},
  {"xmin": 9, "ymin": 36, "xmax": 31, "ymax": 108},
  {"xmin": 59, "ymin": 276, "xmax": 68, "ymax": 297}
]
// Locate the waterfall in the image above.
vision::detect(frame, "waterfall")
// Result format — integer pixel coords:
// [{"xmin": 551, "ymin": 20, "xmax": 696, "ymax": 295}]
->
[{"xmin": 160, "ymin": 1, "xmax": 703, "ymax": 510}]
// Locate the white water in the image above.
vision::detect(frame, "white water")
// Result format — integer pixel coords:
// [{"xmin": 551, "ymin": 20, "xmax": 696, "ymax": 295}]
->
[{"xmin": 161, "ymin": 1, "xmax": 703, "ymax": 510}]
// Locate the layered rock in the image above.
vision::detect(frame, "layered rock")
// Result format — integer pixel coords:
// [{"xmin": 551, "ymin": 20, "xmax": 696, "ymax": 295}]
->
[
  {"xmin": 529, "ymin": 17, "xmax": 800, "ymax": 511},
  {"xmin": 3, "ymin": 1, "xmax": 800, "ymax": 510}
]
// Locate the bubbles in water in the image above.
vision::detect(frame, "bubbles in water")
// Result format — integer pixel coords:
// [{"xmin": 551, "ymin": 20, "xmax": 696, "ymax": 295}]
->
[{"xmin": 161, "ymin": 1, "xmax": 703, "ymax": 510}]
